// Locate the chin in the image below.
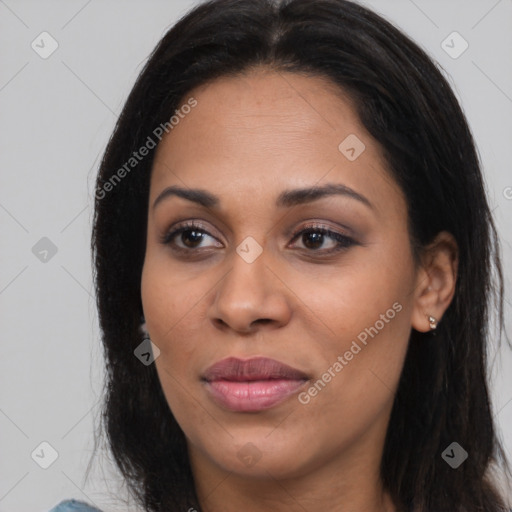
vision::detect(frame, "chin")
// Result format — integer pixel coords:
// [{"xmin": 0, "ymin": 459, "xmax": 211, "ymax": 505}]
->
[{"xmin": 191, "ymin": 427, "xmax": 322, "ymax": 481}]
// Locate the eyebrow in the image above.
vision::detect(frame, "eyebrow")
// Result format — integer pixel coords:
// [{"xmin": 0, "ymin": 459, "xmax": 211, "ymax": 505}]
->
[{"xmin": 152, "ymin": 183, "xmax": 374, "ymax": 211}]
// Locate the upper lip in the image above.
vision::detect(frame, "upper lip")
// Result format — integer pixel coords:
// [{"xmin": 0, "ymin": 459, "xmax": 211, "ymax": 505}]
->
[{"xmin": 202, "ymin": 357, "xmax": 309, "ymax": 382}]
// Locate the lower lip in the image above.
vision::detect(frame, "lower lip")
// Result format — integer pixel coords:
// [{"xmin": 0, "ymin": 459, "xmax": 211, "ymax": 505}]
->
[{"xmin": 204, "ymin": 379, "xmax": 307, "ymax": 412}]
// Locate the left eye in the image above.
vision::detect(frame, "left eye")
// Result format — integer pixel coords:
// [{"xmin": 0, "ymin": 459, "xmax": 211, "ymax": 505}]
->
[{"xmin": 288, "ymin": 225, "xmax": 355, "ymax": 253}]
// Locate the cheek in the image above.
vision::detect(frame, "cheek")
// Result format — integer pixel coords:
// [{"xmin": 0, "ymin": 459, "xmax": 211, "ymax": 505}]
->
[
  {"xmin": 294, "ymin": 247, "xmax": 413, "ymax": 346},
  {"xmin": 141, "ymin": 259, "xmax": 211, "ymax": 429},
  {"xmin": 141, "ymin": 254, "xmax": 209, "ymax": 344},
  {"xmin": 291, "ymin": 240, "xmax": 415, "ymax": 402}
]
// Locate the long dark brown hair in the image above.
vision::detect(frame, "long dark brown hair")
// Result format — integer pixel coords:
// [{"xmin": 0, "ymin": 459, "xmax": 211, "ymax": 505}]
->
[{"xmin": 90, "ymin": 0, "xmax": 511, "ymax": 510}]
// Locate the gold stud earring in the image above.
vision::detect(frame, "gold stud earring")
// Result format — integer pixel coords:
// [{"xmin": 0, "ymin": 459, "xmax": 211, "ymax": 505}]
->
[{"xmin": 428, "ymin": 315, "xmax": 438, "ymax": 330}]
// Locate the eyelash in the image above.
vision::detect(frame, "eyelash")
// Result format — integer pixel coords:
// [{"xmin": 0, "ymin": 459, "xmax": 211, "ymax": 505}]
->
[{"xmin": 160, "ymin": 221, "xmax": 356, "ymax": 256}]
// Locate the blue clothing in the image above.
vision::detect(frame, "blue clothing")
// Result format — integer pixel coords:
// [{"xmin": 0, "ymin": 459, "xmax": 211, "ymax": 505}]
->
[{"xmin": 48, "ymin": 499, "xmax": 103, "ymax": 512}]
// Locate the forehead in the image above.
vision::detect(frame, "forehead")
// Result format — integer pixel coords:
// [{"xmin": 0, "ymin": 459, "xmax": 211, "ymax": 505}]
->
[{"xmin": 150, "ymin": 67, "xmax": 403, "ymax": 218}]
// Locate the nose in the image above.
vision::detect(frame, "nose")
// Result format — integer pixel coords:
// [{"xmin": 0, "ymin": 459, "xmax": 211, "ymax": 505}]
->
[{"xmin": 208, "ymin": 245, "xmax": 292, "ymax": 335}]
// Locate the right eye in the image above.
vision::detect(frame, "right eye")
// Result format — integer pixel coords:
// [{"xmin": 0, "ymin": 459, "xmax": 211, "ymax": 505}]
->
[{"xmin": 160, "ymin": 221, "xmax": 223, "ymax": 252}]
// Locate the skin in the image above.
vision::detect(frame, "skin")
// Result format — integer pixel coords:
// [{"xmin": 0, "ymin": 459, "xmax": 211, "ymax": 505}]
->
[{"xmin": 140, "ymin": 66, "xmax": 458, "ymax": 512}]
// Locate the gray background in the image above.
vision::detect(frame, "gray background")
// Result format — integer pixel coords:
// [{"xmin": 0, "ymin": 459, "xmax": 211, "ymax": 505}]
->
[{"xmin": 1, "ymin": 1, "xmax": 511, "ymax": 511}]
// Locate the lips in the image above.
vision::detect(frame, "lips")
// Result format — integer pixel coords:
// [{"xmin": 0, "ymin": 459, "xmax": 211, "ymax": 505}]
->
[{"xmin": 202, "ymin": 357, "xmax": 309, "ymax": 412}]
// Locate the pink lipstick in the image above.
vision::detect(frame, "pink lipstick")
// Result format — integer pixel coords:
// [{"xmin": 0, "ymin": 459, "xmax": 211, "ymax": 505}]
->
[{"xmin": 202, "ymin": 357, "xmax": 309, "ymax": 412}]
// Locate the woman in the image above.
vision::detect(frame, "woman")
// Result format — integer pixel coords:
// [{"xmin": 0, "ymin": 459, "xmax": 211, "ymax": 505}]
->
[{"xmin": 51, "ymin": 0, "xmax": 511, "ymax": 510}]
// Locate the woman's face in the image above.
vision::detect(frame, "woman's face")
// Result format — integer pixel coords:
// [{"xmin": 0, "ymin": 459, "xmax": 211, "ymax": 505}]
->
[{"xmin": 141, "ymin": 68, "xmax": 428, "ymax": 482}]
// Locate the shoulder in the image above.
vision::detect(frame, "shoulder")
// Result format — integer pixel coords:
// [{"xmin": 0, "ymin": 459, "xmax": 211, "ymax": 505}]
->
[{"xmin": 48, "ymin": 499, "xmax": 103, "ymax": 512}]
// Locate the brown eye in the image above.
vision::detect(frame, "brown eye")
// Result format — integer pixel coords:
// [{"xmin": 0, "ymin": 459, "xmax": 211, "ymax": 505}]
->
[
  {"xmin": 161, "ymin": 222, "xmax": 222, "ymax": 251},
  {"xmin": 177, "ymin": 229, "xmax": 207, "ymax": 248},
  {"xmin": 289, "ymin": 224, "xmax": 356, "ymax": 254}
]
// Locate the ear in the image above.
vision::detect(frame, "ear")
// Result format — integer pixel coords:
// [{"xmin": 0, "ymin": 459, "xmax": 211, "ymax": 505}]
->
[{"xmin": 411, "ymin": 231, "xmax": 459, "ymax": 333}]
